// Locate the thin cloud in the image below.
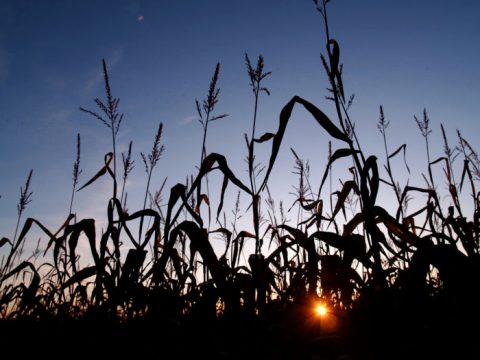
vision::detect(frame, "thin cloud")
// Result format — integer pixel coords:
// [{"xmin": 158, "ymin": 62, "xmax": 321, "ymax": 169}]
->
[{"xmin": 178, "ymin": 115, "xmax": 197, "ymax": 126}]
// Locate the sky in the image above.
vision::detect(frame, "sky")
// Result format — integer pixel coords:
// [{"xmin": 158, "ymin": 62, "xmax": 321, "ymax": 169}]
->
[{"xmin": 1, "ymin": 0, "xmax": 479, "ymax": 261}]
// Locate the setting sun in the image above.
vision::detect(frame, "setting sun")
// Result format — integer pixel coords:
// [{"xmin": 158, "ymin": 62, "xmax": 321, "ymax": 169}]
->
[{"xmin": 315, "ymin": 304, "xmax": 327, "ymax": 316}]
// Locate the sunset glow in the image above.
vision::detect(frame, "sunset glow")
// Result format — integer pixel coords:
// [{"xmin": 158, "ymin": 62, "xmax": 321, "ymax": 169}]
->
[{"xmin": 315, "ymin": 304, "xmax": 327, "ymax": 316}]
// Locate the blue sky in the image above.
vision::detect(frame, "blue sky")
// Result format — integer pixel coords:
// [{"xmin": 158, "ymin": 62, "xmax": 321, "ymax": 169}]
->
[{"xmin": 1, "ymin": 0, "xmax": 479, "ymax": 260}]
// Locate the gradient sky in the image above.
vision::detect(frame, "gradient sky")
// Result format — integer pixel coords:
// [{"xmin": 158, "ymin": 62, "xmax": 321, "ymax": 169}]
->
[{"xmin": 1, "ymin": 0, "xmax": 479, "ymax": 259}]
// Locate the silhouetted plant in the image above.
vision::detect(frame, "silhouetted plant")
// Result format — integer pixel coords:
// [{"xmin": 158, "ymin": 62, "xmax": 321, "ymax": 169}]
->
[
  {"xmin": 1, "ymin": 169, "xmax": 33, "ymax": 277},
  {"xmin": 69, "ymin": 133, "xmax": 82, "ymax": 216},
  {"xmin": 244, "ymin": 53, "xmax": 271, "ymax": 259},
  {"xmin": 121, "ymin": 140, "xmax": 135, "ymax": 209},
  {"xmin": 139, "ymin": 121, "xmax": 165, "ymax": 241},
  {"xmin": 415, "ymin": 108, "xmax": 434, "ymax": 188},
  {"xmin": 374, "ymin": 109, "xmax": 414, "ymax": 270},
  {"xmin": 80, "ymin": 58, "xmax": 123, "ymax": 198},
  {"xmin": 196, "ymin": 63, "xmax": 228, "ymax": 166}
]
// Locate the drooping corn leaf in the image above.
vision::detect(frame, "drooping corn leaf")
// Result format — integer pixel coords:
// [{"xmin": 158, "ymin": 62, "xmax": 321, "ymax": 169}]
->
[
  {"xmin": 360, "ymin": 155, "xmax": 379, "ymax": 206},
  {"xmin": 388, "ymin": 143, "xmax": 410, "ymax": 173},
  {"xmin": 66, "ymin": 219, "xmax": 99, "ymax": 273},
  {"xmin": 319, "ymin": 148, "xmax": 360, "ymax": 195},
  {"xmin": 77, "ymin": 152, "xmax": 114, "ymax": 191},
  {"xmin": 231, "ymin": 231, "xmax": 256, "ymax": 269},
  {"xmin": 375, "ymin": 206, "xmax": 431, "ymax": 249},
  {"xmin": 254, "ymin": 132, "xmax": 275, "ymax": 143},
  {"xmin": 62, "ymin": 266, "xmax": 97, "ymax": 289},
  {"xmin": 173, "ymin": 221, "xmax": 226, "ymax": 294},
  {"xmin": 44, "ymin": 214, "xmax": 75, "ymax": 255},
  {"xmin": 0, "ymin": 237, "xmax": 11, "ymax": 248},
  {"xmin": 261, "ymin": 96, "xmax": 350, "ymax": 191},
  {"xmin": 331, "ymin": 180, "xmax": 360, "ymax": 219},
  {"xmin": 210, "ymin": 227, "xmax": 232, "ymax": 258}
]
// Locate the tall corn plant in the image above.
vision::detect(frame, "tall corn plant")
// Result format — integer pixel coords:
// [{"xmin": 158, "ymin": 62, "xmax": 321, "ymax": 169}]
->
[
  {"xmin": 75, "ymin": 59, "xmax": 156, "ymax": 311},
  {"xmin": 242, "ymin": 53, "xmax": 272, "ymax": 312},
  {"xmin": 69, "ymin": 134, "xmax": 82, "ymax": 216},
  {"xmin": 139, "ymin": 122, "xmax": 165, "ymax": 242},
  {"xmin": 194, "ymin": 63, "xmax": 227, "ymax": 281},
  {"xmin": 80, "ymin": 59, "xmax": 123, "ymax": 199},
  {"xmin": 0, "ymin": 170, "xmax": 33, "ymax": 279},
  {"xmin": 244, "ymin": 53, "xmax": 271, "ymax": 259},
  {"xmin": 377, "ymin": 106, "xmax": 410, "ymax": 215}
]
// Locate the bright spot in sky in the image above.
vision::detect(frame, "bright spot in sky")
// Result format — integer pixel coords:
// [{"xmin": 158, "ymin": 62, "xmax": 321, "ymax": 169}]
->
[
  {"xmin": 316, "ymin": 304, "xmax": 327, "ymax": 316},
  {"xmin": 137, "ymin": 15, "xmax": 144, "ymax": 22}
]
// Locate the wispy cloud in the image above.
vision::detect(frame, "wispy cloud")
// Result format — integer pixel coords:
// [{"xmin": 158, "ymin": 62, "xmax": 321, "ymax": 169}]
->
[
  {"xmin": 85, "ymin": 48, "xmax": 123, "ymax": 92},
  {"xmin": 178, "ymin": 115, "xmax": 197, "ymax": 126}
]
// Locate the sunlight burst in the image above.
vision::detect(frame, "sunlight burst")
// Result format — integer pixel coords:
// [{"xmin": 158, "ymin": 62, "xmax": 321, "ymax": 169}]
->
[{"xmin": 315, "ymin": 304, "xmax": 327, "ymax": 316}]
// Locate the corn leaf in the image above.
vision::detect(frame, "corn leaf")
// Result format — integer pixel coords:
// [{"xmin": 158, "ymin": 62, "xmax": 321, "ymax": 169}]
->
[{"xmin": 77, "ymin": 152, "xmax": 114, "ymax": 191}]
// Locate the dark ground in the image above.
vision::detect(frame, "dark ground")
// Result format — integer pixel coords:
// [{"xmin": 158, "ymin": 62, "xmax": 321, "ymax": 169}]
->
[{"xmin": 1, "ymin": 298, "xmax": 478, "ymax": 360}]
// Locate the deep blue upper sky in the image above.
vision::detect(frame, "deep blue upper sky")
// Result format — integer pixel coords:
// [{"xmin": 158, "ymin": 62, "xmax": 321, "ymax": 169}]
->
[{"xmin": 0, "ymin": 0, "xmax": 479, "ymax": 256}]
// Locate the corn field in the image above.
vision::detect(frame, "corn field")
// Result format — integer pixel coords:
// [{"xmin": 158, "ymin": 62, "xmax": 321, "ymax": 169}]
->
[{"xmin": 1, "ymin": 1, "xmax": 479, "ymax": 359}]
